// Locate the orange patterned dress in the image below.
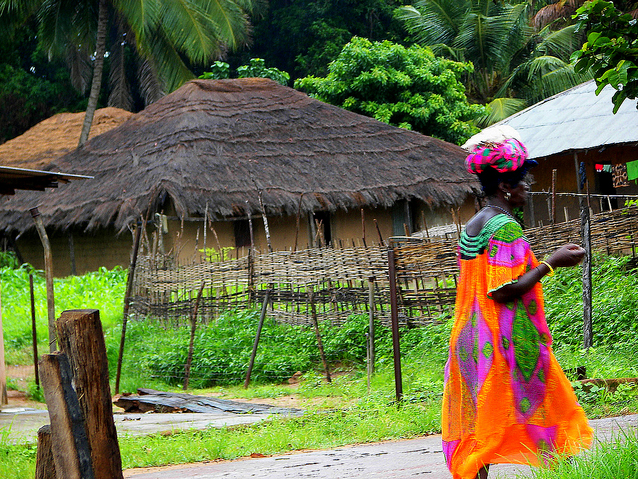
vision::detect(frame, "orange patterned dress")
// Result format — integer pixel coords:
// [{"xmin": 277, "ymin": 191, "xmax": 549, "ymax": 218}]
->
[{"xmin": 442, "ymin": 213, "xmax": 592, "ymax": 479}]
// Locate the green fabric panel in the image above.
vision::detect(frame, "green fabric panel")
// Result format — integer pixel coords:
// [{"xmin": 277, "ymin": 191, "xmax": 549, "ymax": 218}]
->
[{"xmin": 626, "ymin": 160, "xmax": 638, "ymax": 181}]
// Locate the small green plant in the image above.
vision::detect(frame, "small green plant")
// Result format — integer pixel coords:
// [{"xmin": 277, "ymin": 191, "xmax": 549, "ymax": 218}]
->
[
  {"xmin": 200, "ymin": 246, "xmax": 236, "ymax": 262},
  {"xmin": 199, "ymin": 58, "xmax": 290, "ymax": 85}
]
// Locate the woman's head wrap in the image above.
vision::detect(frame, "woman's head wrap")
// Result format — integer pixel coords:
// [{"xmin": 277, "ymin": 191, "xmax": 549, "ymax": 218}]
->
[{"xmin": 462, "ymin": 125, "xmax": 536, "ymax": 174}]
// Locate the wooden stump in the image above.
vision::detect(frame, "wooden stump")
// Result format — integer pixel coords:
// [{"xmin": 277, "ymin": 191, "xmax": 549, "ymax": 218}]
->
[
  {"xmin": 35, "ymin": 425, "xmax": 56, "ymax": 479},
  {"xmin": 39, "ymin": 352, "xmax": 94, "ymax": 479},
  {"xmin": 56, "ymin": 309, "xmax": 124, "ymax": 479}
]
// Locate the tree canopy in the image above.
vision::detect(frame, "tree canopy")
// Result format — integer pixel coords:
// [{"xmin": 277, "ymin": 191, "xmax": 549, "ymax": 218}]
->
[
  {"xmin": 247, "ymin": 0, "xmax": 408, "ymax": 80},
  {"xmin": 295, "ymin": 37, "xmax": 486, "ymax": 145},
  {"xmin": 572, "ymin": 0, "xmax": 638, "ymax": 113},
  {"xmin": 396, "ymin": 0, "xmax": 592, "ymax": 125},
  {"xmin": 0, "ymin": 0, "xmax": 263, "ymax": 145}
]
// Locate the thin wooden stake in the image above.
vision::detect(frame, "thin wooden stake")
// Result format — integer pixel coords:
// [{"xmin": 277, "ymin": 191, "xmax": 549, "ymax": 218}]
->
[
  {"xmin": 68, "ymin": 232, "xmax": 76, "ymax": 276},
  {"xmin": 30, "ymin": 274, "xmax": 39, "ymax": 387},
  {"xmin": 244, "ymin": 290, "xmax": 271, "ymax": 389},
  {"xmin": 551, "ymin": 169, "xmax": 557, "ymax": 224},
  {"xmin": 367, "ymin": 276, "xmax": 376, "ymax": 387},
  {"xmin": 388, "ymin": 249, "xmax": 403, "ymax": 403},
  {"xmin": 257, "ymin": 190, "xmax": 273, "ymax": 253},
  {"xmin": 309, "ymin": 287, "xmax": 331, "ymax": 383},
  {"xmin": 374, "ymin": 219, "xmax": 385, "ymax": 246},
  {"xmin": 184, "ymin": 281, "xmax": 206, "ymax": 390},
  {"xmin": 361, "ymin": 208, "xmax": 367, "ymax": 247},
  {"xmin": 294, "ymin": 194, "xmax": 303, "ymax": 252},
  {"xmin": 30, "ymin": 208, "xmax": 56, "ymax": 352}
]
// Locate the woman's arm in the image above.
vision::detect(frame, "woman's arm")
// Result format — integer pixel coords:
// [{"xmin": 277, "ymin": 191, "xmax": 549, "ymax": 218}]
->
[{"xmin": 490, "ymin": 243, "xmax": 586, "ymax": 303}]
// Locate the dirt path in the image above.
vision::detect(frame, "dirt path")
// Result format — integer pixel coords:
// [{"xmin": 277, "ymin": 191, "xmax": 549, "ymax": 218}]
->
[{"xmin": 121, "ymin": 415, "xmax": 638, "ymax": 479}]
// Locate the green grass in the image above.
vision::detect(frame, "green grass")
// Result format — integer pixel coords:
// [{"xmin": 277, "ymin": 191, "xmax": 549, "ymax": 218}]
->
[
  {"xmin": 1, "ymin": 252, "xmax": 638, "ymax": 478},
  {"xmin": 516, "ymin": 431, "xmax": 638, "ymax": 479}
]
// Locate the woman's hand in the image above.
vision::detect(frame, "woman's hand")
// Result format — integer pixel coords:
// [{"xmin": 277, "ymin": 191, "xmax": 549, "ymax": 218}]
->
[
  {"xmin": 491, "ymin": 243, "xmax": 586, "ymax": 304},
  {"xmin": 546, "ymin": 243, "xmax": 586, "ymax": 269}
]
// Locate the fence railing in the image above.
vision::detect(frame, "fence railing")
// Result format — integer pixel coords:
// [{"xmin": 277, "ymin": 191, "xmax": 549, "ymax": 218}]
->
[{"xmin": 130, "ymin": 206, "xmax": 638, "ymax": 327}]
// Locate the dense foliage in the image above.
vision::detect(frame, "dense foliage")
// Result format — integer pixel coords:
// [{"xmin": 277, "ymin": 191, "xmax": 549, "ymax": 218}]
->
[
  {"xmin": 0, "ymin": 20, "xmax": 85, "ymax": 143},
  {"xmin": 295, "ymin": 37, "xmax": 486, "ymax": 145},
  {"xmin": 396, "ymin": 0, "xmax": 592, "ymax": 125},
  {"xmin": 572, "ymin": 0, "xmax": 638, "ymax": 113},
  {"xmin": 246, "ymin": 0, "xmax": 409, "ymax": 80}
]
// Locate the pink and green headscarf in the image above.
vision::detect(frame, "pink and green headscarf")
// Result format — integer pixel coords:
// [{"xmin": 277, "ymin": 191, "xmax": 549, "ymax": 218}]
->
[{"xmin": 465, "ymin": 138, "xmax": 530, "ymax": 175}]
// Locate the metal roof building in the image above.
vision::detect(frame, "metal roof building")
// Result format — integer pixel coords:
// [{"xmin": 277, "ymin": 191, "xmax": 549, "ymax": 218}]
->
[{"xmin": 498, "ymin": 80, "xmax": 638, "ymax": 159}]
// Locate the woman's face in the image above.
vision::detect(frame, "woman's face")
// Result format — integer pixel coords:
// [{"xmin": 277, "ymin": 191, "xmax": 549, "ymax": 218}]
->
[{"xmin": 507, "ymin": 179, "xmax": 530, "ymax": 207}]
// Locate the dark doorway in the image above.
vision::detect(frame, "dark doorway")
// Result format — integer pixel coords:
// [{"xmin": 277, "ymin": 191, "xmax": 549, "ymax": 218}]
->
[
  {"xmin": 234, "ymin": 220, "xmax": 252, "ymax": 248},
  {"xmin": 312, "ymin": 211, "xmax": 332, "ymax": 246},
  {"xmin": 595, "ymin": 165, "xmax": 618, "ymax": 211}
]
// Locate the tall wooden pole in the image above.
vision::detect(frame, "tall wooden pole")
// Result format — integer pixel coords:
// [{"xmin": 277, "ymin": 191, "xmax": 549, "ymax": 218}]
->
[
  {"xmin": 551, "ymin": 169, "xmax": 557, "ymax": 224},
  {"xmin": 388, "ymin": 249, "xmax": 403, "ymax": 403},
  {"xmin": 574, "ymin": 153, "xmax": 593, "ymax": 348},
  {"xmin": 30, "ymin": 274, "xmax": 40, "ymax": 387},
  {"xmin": 244, "ymin": 290, "xmax": 271, "ymax": 388},
  {"xmin": 0, "ymin": 281, "xmax": 6, "ymax": 405},
  {"xmin": 31, "ymin": 208, "xmax": 56, "ymax": 352},
  {"xmin": 115, "ymin": 219, "xmax": 143, "ymax": 394}
]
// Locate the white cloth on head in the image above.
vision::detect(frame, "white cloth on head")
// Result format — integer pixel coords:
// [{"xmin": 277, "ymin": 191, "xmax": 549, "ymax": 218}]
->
[{"xmin": 462, "ymin": 125, "xmax": 523, "ymax": 152}]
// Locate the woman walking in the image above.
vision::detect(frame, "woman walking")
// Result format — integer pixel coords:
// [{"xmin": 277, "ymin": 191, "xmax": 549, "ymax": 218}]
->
[{"xmin": 442, "ymin": 127, "xmax": 593, "ymax": 479}]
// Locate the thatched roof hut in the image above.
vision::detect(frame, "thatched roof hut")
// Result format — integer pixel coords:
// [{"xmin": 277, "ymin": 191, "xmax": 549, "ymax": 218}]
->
[
  {"xmin": 0, "ymin": 107, "xmax": 133, "ymax": 171},
  {"xmin": 0, "ymin": 78, "xmax": 477, "ymax": 235}
]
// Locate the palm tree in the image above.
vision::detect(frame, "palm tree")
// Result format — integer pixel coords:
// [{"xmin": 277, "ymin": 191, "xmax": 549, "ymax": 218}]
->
[
  {"xmin": 534, "ymin": 0, "xmax": 638, "ymax": 30},
  {"xmin": 396, "ymin": 0, "xmax": 592, "ymax": 125},
  {"xmin": 1, "ymin": 0, "xmax": 263, "ymax": 146}
]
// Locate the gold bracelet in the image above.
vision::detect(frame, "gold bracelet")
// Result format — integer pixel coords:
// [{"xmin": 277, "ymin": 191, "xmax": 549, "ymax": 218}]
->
[{"xmin": 539, "ymin": 260, "xmax": 555, "ymax": 277}]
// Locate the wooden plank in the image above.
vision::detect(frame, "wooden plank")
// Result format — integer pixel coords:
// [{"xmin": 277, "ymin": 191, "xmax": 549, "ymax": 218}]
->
[
  {"xmin": 39, "ymin": 352, "xmax": 94, "ymax": 479},
  {"xmin": 35, "ymin": 425, "xmax": 56, "ymax": 479},
  {"xmin": 115, "ymin": 389, "xmax": 301, "ymax": 415},
  {"xmin": 56, "ymin": 310, "xmax": 123, "ymax": 479}
]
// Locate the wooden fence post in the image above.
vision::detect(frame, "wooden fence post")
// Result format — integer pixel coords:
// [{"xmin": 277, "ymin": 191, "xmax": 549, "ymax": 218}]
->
[
  {"xmin": 39, "ymin": 352, "xmax": 94, "ymax": 479},
  {"xmin": 30, "ymin": 207, "xmax": 56, "ymax": 352},
  {"xmin": 309, "ymin": 287, "xmax": 331, "ymax": 383},
  {"xmin": 30, "ymin": 274, "xmax": 40, "ymax": 387},
  {"xmin": 388, "ymin": 248, "xmax": 403, "ymax": 403},
  {"xmin": 56, "ymin": 310, "xmax": 124, "ymax": 479},
  {"xmin": 244, "ymin": 290, "xmax": 271, "ymax": 388},
  {"xmin": 116, "ymin": 219, "xmax": 143, "ymax": 394},
  {"xmin": 184, "ymin": 282, "xmax": 206, "ymax": 390}
]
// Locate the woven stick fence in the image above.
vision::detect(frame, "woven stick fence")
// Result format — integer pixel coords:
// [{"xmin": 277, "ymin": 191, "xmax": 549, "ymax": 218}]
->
[{"xmin": 130, "ymin": 206, "xmax": 638, "ymax": 327}]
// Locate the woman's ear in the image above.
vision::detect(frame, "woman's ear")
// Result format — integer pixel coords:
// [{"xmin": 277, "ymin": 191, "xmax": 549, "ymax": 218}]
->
[{"xmin": 498, "ymin": 182, "xmax": 510, "ymax": 196}]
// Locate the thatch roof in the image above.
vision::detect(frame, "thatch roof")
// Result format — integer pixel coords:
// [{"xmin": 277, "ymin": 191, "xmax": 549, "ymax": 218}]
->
[
  {"xmin": 0, "ymin": 78, "xmax": 478, "ymax": 234},
  {"xmin": 0, "ymin": 107, "xmax": 133, "ymax": 171}
]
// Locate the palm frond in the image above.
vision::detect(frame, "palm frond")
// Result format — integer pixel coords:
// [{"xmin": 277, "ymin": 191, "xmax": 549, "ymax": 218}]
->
[
  {"xmin": 476, "ymin": 97, "xmax": 528, "ymax": 127},
  {"xmin": 107, "ymin": 25, "xmax": 133, "ymax": 111},
  {"xmin": 0, "ymin": 0, "xmax": 40, "ymax": 36},
  {"xmin": 534, "ymin": 24, "xmax": 581, "ymax": 59},
  {"xmin": 527, "ymin": 58, "xmax": 592, "ymax": 102},
  {"xmin": 140, "ymin": 29, "xmax": 195, "ymax": 92},
  {"xmin": 396, "ymin": 0, "xmax": 467, "ymax": 47},
  {"xmin": 65, "ymin": 43, "xmax": 91, "ymax": 94},
  {"xmin": 137, "ymin": 58, "xmax": 164, "ymax": 106},
  {"xmin": 112, "ymin": 0, "xmax": 162, "ymax": 46}
]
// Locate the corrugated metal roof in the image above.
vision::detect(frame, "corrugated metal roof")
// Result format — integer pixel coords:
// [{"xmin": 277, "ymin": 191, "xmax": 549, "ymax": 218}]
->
[{"xmin": 497, "ymin": 80, "xmax": 638, "ymax": 159}]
